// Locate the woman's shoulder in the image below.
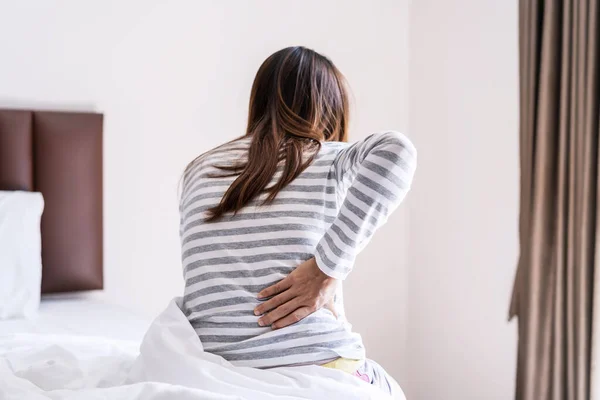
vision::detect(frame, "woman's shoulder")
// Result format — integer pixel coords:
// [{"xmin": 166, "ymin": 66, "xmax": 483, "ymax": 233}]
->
[
  {"xmin": 320, "ymin": 131, "xmax": 415, "ymax": 158},
  {"xmin": 319, "ymin": 140, "xmax": 350, "ymax": 158},
  {"xmin": 186, "ymin": 137, "xmax": 250, "ymax": 171},
  {"xmin": 181, "ymin": 137, "xmax": 250, "ymax": 192},
  {"xmin": 321, "ymin": 140, "xmax": 349, "ymax": 151},
  {"xmin": 204, "ymin": 136, "xmax": 252, "ymax": 161}
]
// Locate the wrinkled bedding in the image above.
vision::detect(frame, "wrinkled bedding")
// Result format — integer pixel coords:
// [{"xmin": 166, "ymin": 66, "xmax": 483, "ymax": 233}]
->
[{"xmin": 0, "ymin": 298, "xmax": 404, "ymax": 399}]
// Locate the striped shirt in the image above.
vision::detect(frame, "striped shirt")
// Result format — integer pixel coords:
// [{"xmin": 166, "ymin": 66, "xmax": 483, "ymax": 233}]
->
[{"xmin": 180, "ymin": 131, "xmax": 417, "ymax": 368}]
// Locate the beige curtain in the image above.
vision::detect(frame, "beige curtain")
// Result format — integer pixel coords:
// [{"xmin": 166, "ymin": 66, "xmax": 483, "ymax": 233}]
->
[{"xmin": 510, "ymin": 0, "xmax": 600, "ymax": 399}]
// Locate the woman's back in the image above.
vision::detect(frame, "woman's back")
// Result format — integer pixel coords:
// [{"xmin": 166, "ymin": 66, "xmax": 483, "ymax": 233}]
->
[{"xmin": 180, "ymin": 131, "xmax": 416, "ymax": 368}]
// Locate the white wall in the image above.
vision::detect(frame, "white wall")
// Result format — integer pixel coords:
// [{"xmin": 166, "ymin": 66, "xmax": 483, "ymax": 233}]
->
[
  {"xmin": 406, "ymin": 1, "xmax": 519, "ymax": 399},
  {"xmin": 0, "ymin": 1, "xmax": 522, "ymax": 395},
  {"xmin": 0, "ymin": 0, "xmax": 410, "ymax": 380}
]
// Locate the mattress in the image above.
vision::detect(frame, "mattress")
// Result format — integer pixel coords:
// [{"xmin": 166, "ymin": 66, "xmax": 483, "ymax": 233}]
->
[{"xmin": 0, "ymin": 295, "xmax": 151, "ymax": 342}]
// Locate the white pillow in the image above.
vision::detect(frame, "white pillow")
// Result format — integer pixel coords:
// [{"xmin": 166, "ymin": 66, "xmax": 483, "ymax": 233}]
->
[{"xmin": 0, "ymin": 191, "xmax": 44, "ymax": 319}]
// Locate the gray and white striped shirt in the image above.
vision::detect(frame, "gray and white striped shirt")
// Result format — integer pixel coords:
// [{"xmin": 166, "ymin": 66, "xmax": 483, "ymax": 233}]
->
[{"xmin": 180, "ymin": 131, "xmax": 416, "ymax": 368}]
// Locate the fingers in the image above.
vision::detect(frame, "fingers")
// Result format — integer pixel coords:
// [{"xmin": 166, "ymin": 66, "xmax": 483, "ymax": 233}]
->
[
  {"xmin": 272, "ymin": 307, "xmax": 312, "ymax": 329},
  {"xmin": 257, "ymin": 277, "xmax": 292, "ymax": 300},
  {"xmin": 258, "ymin": 298, "xmax": 301, "ymax": 327},
  {"xmin": 254, "ymin": 289, "xmax": 295, "ymax": 316}
]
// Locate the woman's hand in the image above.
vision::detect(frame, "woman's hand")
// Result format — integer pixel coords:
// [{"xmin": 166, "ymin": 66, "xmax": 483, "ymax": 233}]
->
[{"xmin": 254, "ymin": 258, "xmax": 338, "ymax": 329}]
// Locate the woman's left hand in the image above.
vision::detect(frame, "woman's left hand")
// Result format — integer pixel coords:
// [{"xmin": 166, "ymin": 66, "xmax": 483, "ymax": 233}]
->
[{"xmin": 254, "ymin": 258, "xmax": 338, "ymax": 329}]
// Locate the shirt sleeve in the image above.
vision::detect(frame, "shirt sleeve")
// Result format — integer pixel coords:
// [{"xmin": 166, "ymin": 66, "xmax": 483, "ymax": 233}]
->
[{"xmin": 314, "ymin": 131, "xmax": 417, "ymax": 280}]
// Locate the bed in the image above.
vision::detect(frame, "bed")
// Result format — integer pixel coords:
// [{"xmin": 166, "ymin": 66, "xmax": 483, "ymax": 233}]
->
[
  {"xmin": 0, "ymin": 295, "xmax": 150, "ymax": 341},
  {"xmin": 0, "ymin": 109, "xmax": 400, "ymax": 400},
  {"xmin": 0, "ymin": 109, "xmax": 150, "ymax": 342}
]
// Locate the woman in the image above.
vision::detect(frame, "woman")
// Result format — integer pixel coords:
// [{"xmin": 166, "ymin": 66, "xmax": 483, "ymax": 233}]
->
[{"xmin": 180, "ymin": 46, "xmax": 416, "ymax": 396}]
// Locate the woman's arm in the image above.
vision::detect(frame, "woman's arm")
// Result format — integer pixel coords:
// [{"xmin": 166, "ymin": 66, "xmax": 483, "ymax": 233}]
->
[
  {"xmin": 254, "ymin": 131, "xmax": 417, "ymax": 328},
  {"xmin": 317, "ymin": 131, "xmax": 417, "ymax": 279}
]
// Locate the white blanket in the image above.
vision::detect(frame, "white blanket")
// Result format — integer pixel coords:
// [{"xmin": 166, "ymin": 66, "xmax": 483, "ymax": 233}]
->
[{"xmin": 0, "ymin": 298, "xmax": 404, "ymax": 399}]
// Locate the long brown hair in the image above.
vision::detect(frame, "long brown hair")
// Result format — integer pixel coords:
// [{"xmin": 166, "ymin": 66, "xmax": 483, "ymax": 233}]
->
[{"xmin": 188, "ymin": 46, "xmax": 349, "ymax": 221}]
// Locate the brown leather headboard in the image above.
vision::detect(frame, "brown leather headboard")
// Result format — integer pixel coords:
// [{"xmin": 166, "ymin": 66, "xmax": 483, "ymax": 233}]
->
[{"xmin": 0, "ymin": 109, "xmax": 103, "ymax": 293}]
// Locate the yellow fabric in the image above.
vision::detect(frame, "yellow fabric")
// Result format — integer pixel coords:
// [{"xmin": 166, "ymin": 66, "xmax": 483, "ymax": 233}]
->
[{"xmin": 321, "ymin": 358, "xmax": 363, "ymax": 374}]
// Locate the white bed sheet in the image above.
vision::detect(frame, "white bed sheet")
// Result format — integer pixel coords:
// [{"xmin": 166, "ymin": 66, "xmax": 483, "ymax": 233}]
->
[
  {"xmin": 0, "ymin": 295, "xmax": 151, "ymax": 342},
  {"xmin": 0, "ymin": 297, "xmax": 403, "ymax": 399}
]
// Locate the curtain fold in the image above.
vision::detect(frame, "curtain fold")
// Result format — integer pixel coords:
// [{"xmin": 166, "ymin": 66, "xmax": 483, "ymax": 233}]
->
[{"xmin": 510, "ymin": 0, "xmax": 600, "ymax": 399}]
